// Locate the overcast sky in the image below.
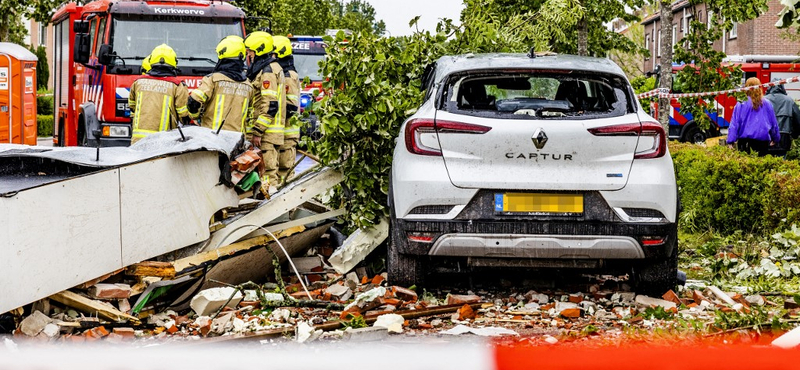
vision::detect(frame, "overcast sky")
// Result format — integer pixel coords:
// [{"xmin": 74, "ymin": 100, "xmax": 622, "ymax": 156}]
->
[{"xmin": 367, "ymin": 0, "xmax": 464, "ymax": 37}]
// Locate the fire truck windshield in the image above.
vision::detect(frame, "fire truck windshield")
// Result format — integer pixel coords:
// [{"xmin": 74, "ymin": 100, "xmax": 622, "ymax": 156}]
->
[
  {"xmin": 110, "ymin": 17, "xmax": 243, "ymax": 75},
  {"xmin": 294, "ymin": 54, "xmax": 325, "ymax": 82}
]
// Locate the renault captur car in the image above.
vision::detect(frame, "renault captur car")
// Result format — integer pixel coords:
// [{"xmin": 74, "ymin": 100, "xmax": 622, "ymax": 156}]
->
[{"xmin": 388, "ymin": 53, "xmax": 678, "ymax": 294}]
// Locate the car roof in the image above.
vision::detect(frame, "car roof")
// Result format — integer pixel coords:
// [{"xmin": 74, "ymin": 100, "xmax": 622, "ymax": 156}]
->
[{"xmin": 433, "ymin": 53, "xmax": 627, "ymax": 82}]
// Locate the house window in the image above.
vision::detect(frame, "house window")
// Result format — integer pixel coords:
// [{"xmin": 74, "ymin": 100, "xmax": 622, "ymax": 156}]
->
[
  {"xmin": 684, "ymin": 14, "xmax": 693, "ymax": 33},
  {"xmin": 707, "ymin": 11, "xmax": 714, "ymax": 29},
  {"xmin": 39, "ymin": 23, "xmax": 46, "ymax": 46},
  {"xmin": 729, "ymin": 22, "xmax": 738, "ymax": 39},
  {"xmin": 672, "ymin": 24, "xmax": 677, "ymax": 45},
  {"xmin": 657, "ymin": 30, "xmax": 662, "ymax": 57},
  {"xmin": 645, "ymin": 35, "xmax": 650, "ymax": 59}
]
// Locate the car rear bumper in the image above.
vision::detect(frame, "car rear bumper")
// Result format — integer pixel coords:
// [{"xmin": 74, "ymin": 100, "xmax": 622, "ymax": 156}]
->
[
  {"xmin": 393, "ymin": 219, "xmax": 677, "ymax": 261},
  {"xmin": 428, "ymin": 233, "xmax": 644, "ymax": 259}
]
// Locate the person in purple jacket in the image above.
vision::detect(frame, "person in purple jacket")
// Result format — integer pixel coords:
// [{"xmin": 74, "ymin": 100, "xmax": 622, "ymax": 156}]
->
[{"xmin": 727, "ymin": 77, "xmax": 781, "ymax": 156}]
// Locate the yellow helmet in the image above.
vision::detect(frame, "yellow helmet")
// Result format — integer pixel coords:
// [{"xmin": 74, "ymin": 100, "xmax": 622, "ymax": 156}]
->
[
  {"xmin": 141, "ymin": 54, "xmax": 152, "ymax": 74},
  {"xmin": 244, "ymin": 31, "xmax": 274, "ymax": 57},
  {"xmin": 273, "ymin": 36, "xmax": 292, "ymax": 58},
  {"xmin": 148, "ymin": 44, "xmax": 177, "ymax": 68},
  {"xmin": 216, "ymin": 35, "xmax": 246, "ymax": 60}
]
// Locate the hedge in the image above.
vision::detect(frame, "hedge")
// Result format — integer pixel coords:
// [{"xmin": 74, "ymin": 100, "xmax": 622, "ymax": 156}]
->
[
  {"xmin": 37, "ymin": 95, "xmax": 53, "ymax": 116},
  {"xmin": 37, "ymin": 115, "xmax": 53, "ymax": 137},
  {"xmin": 671, "ymin": 143, "xmax": 800, "ymax": 236}
]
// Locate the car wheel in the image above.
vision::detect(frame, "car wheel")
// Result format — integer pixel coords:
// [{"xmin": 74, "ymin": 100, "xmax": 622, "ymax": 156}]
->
[
  {"xmin": 387, "ymin": 236, "xmax": 426, "ymax": 288},
  {"xmin": 683, "ymin": 125, "xmax": 706, "ymax": 144},
  {"xmin": 387, "ymin": 177, "xmax": 426, "ymax": 288},
  {"xmin": 633, "ymin": 238, "xmax": 678, "ymax": 296}
]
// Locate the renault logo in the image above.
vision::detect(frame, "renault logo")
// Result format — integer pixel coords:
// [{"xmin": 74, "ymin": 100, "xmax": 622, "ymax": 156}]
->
[{"xmin": 531, "ymin": 128, "xmax": 548, "ymax": 149}]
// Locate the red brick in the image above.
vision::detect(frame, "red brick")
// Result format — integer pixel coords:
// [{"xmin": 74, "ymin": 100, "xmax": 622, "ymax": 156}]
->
[
  {"xmin": 662, "ymin": 290, "xmax": 682, "ymax": 305},
  {"xmin": 560, "ymin": 308, "xmax": 582, "ymax": 318},
  {"xmin": 458, "ymin": 304, "xmax": 476, "ymax": 320},
  {"xmin": 112, "ymin": 327, "xmax": 135, "ymax": 338},
  {"xmin": 88, "ymin": 283, "xmax": 132, "ymax": 299},
  {"xmin": 392, "ymin": 286, "xmax": 418, "ymax": 302},
  {"xmin": 568, "ymin": 294, "xmax": 583, "ymax": 304},
  {"xmin": 371, "ymin": 275, "xmax": 385, "ymax": 285},
  {"xmin": 447, "ymin": 294, "xmax": 481, "ymax": 305}
]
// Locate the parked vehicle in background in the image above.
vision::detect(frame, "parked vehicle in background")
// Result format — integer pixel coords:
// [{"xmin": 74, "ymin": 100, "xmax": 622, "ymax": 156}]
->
[
  {"xmin": 664, "ymin": 56, "xmax": 800, "ymax": 143},
  {"xmin": 389, "ymin": 53, "xmax": 679, "ymax": 294},
  {"xmin": 289, "ymin": 35, "xmax": 326, "ymax": 140},
  {"xmin": 51, "ymin": 0, "xmax": 245, "ymax": 147}
]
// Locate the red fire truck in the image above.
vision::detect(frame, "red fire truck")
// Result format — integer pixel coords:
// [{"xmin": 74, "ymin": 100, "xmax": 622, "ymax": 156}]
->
[
  {"xmin": 51, "ymin": 0, "xmax": 245, "ymax": 147},
  {"xmin": 666, "ymin": 56, "xmax": 800, "ymax": 143}
]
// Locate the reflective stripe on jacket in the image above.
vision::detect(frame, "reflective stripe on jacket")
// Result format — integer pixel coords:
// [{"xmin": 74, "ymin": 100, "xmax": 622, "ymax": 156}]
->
[
  {"xmin": 284, "ymin": 70, "xmax": 301, "ymax": 140},
  {"xmin": 190, "ymin": 73, "xmax": 255, "ymax": 134},
  {"xmin": 248, "ymin": 61, "xmax": 285, "ymax": 145},
  {"xmin": 128, "ymin": 76, "xmax": 189, "ymax": 144}
]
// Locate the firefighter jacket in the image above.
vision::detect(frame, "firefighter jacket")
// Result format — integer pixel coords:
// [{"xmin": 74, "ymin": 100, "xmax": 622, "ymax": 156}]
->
[
  {"xmin": 189, "ymin": 73, "xmax": 255, "ymax": 134},
  {"xmin": 283, "ymin": 69, "xmax": 301, "ymax": 140},
  {"xmin": 128, "ymin": 75, "xmax": 189, "ymax": 143},
  {"xmin": 247, "ymin": 57, "xmax": 285, "ymax": 146}
]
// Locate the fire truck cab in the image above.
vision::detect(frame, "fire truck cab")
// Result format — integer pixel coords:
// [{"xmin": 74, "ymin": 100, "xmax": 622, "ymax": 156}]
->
[
  {"xmin": 668, "ymin": 56, "xmax": 800, "ymax": 143},
  {"xmin": 289, "ymin": 35, "xmax": 326, "ymax": 140},
  {"xmin": 51, "ymin": 0, "xmax": 245, "ymax": 147}
]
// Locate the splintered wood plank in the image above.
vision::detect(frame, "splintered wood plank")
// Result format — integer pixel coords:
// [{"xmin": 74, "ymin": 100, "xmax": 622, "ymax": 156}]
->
[
  {"xmin": 125, "ymin": 261, "xmax": 176, "ymax": 278},
  {"xmin": 49, "ymin": 290, "xmax": 140, "ymax": 324}
]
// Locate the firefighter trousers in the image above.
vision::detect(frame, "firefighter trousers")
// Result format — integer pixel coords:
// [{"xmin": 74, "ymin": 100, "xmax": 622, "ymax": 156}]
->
[{"xmin": 278, "ymin": 138, "xmax": 298, "ymax": 180}]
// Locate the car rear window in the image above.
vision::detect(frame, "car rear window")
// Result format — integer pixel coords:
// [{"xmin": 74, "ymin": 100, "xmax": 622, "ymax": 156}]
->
[{"xmin": 441, "ymin": 71, "xmax": 634, "ymax": 119}]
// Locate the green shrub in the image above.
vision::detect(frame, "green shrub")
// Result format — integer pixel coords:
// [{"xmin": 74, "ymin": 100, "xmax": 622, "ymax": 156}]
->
[
  {"xmin": 672, "ymin": 143, "xmax": 800, "ymax": 236},
  {"xmin": 37, "ymin": 114, "xmax": 54, "ymax": 137},
  {"xmin": 37, "ymin": 94, "xmax": 53, "ymax": 116},
  {"xmin": 30, "ymin": 45, "xmax": 49, "ymax": 91}
]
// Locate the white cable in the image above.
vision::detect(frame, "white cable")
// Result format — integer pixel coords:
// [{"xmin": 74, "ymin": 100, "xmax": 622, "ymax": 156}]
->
[{"xmin": 212, "ymin": 223, "xmax": 313, "ymax": 300}]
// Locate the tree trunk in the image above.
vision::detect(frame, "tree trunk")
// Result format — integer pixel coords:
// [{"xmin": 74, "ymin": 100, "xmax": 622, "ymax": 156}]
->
[
  {"xmin": 577, "ymin": 17, "xmax": 589, "ymax": 56},
  {"xmin": 0, "ymin": 13, "xmax": 10, "ymax": 42},
  {"xmin": 657, "ymin": 0, "xmax": 673, "ymax": 128}
]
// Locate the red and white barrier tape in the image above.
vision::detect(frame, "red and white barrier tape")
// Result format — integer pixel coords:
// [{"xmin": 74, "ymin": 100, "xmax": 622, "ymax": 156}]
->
[{"xmin": 636, "ymin": 75, "xmax": 800, "ymax": 99}]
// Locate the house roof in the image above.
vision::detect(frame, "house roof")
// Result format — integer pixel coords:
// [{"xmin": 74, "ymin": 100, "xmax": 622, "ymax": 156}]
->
[{"xmin": 641, "ymin": 0, "xmax": 691, "ymax": 25}]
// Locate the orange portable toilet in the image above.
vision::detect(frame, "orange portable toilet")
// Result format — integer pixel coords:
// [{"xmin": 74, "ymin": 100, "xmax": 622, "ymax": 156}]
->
[{"xmin": 0, "ymin": 42, "xmax": 38, "ymax": 145}]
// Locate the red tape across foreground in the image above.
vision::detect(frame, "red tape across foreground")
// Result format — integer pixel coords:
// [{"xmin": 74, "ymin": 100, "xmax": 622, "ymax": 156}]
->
[
  {"xmin": 636, "ymin": 75, "xmax": 800, "ymax": 99},
  {"xmin": 495, "ymin": 343, "xmax": 800, "ymax": 370}
]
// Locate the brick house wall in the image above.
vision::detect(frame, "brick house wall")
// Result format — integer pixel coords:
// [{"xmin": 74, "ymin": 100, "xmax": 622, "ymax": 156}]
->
[{"xmin": 641, "ymin": 0, "xmax": 800, "ymax": 74}]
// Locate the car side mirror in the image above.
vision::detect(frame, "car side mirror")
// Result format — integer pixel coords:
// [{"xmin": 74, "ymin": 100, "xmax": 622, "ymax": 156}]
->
[
  {"xmin": 97, "ymin": 44, "xmax": 113, "ymax": 66},
  {"xmin": 73, "ymin": 20, "xmax": 90, "ymax": 33},
  {"xmin": 74, "ymin": 34, "xmax": 91, "ymax": 64}
]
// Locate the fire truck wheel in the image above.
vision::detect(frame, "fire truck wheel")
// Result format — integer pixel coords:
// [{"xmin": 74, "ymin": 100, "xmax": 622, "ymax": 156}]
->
[{"xmin": 683, "ymin": 125, "xmax": 706, "ymax": 143}]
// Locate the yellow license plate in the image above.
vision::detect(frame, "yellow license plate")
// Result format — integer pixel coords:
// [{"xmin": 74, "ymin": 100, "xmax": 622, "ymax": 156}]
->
[{"xmin": 495, "ymin": 193, "xmax": 584, "ymax": 214}]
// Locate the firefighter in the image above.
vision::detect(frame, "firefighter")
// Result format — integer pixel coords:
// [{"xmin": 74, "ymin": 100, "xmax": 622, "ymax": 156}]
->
[
  {"xmin": 244, "ymin": 31, "xmax": 285, "ymax": 187},
  {"xmin": 128, "ymin": 44, "xmax": 190, "ymax": 144},
  {"xmin": 187, "ymin": 35, "xmax": 254, "ymax": 133},
  {"xmin": 273, "ymin": 36, "xmax": 301, "ymax": 181}
]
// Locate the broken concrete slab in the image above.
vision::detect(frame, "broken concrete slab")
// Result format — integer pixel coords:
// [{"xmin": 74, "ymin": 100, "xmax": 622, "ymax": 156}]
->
[
  {"xmin": 328, "ymin": 217, "xmax": 389, "ymax": 274},
  {"xmin": 342, "ymin": 326, "xmax": 389, "ymax": 342},
  {"xmin": 19, "ymin": 311, "xmax": 51, "ymax": 337},
  {"xmin": 635, "ymin": 295, "xmax": 677, "ymax": 310},
  {"xmin": 773, "ymin": 326, "xmax": 800, "ymax": 349},
  {"xmin": 325, "ymin": 284, "xmax": 353, "ymax": 301},
  {"xmin": 707, "ymin": 286, "xmax": 737, "ymax": 306},
  {"xmin": 442, "ymin": 324, "xmax": 518, "ymax": 337},
  {"xmin": 190, "ymin": 287, "xmax": 243, "ymax": 317},
  {"xmin": 296, "ymin": 321, "xmax": 323, "ymax": 343},
  {"xmin": 373, "ymin": 313, "xmax": 404, "ymax": 334}
]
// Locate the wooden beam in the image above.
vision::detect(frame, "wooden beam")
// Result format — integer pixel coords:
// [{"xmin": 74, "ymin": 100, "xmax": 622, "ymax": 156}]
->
[
  {"xmin": 49, "ymin": 290, "xmax": 140, "ymax": 324},
  {"xmin": 125, "ymin": 261, "xmax": 176, "ymax": 278}
]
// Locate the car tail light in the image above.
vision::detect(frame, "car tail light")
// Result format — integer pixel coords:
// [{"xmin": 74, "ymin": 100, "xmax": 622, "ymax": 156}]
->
[
  {"xmin": 587, "ymin": 121, "xmax": 666, "ymax": 159},
  {"xmin": 641, "ymin": 236, "xmax": 666, "ymax": 246},
  {"xmin": 405, "ymin": 119, "xmax": 492, "ymax": 156},
  {"xmin": 408, "ymin": 234, "xmax": 434, "ymax": 243}
]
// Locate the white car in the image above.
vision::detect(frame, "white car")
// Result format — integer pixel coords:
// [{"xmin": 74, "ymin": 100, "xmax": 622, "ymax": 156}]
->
[{"xmin": 388, "ymin": 53, "xmax": 678, "ymax": 294}]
